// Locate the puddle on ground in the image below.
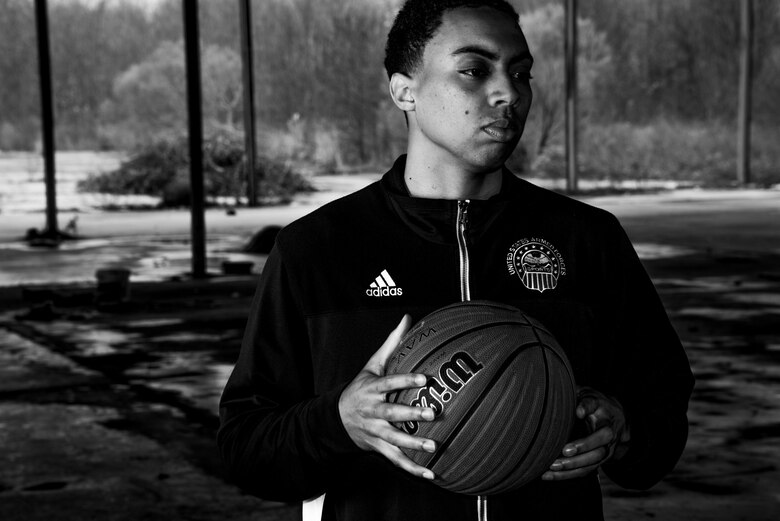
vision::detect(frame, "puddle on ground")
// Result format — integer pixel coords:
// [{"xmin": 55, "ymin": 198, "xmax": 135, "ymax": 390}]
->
[
  {"xmin": 124, "ymin": 351, "xmax": 214, "ymax": 380},
  {"xmin": 65, "ymin": 326, "xmax": 140, "ymax": 356},
  {"xmin": 140, "ymin": 364, "xmax": 233, "ymax": 414},
  {"xmin": 122, "ymin": 318, "xmax": 184, "ymax": 328},
  {"xmin": 0, "ymin": 235, "xmax": 264, "ymax": 285},
  {"xmin": 34, "ymin": 319, "xmax": 236, "ymax": 413},
  {"xmin": 677, "ymin": 307, "xmax": 780, "ymax": 321},
  {"xmin": 0, "ymin": 238, "xmax": 115, "ymax": 252},
  {"xmin": 634, "ymin": 243, "xmax": 698, "ymax": 260},
  {"xmin": 727, "ymin": 293, "xmax": 780, "ymax": 307},
  {"xmin": 654, "ymin": 277, "xmax": 773, "ymax": 293},
  {"xmin": 143, "ymin": 332, "xmax": 225, "ymax": 345}
]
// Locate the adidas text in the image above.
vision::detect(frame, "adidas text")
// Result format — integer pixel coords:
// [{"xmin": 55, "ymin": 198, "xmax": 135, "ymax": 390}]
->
[{"xmin": 366, "ymin": 287, "xmax": 403, "ymax": 297}]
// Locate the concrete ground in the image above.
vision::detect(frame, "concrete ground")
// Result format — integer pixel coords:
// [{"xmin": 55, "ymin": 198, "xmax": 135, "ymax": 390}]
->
[{"xmin": 0, "ymin": 183, "xmax": 779, "ymax": 520}]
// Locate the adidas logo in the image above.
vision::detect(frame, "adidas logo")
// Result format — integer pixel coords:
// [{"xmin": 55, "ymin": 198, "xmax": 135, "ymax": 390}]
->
[{"xmin": 366, "ymin": 269, "xmax": 403, "ymax": 297}]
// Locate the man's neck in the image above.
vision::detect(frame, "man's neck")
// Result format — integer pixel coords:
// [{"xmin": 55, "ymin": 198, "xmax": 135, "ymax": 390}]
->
[{"xmin": 403, "ymin": 151, "xmax": 503, "ymax": 200}]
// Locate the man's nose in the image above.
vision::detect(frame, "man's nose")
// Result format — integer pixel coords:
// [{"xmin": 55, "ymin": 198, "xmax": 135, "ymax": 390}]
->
[{"xmin": 488, "ymin": 73, "xmax": 523, "ymax": 107}]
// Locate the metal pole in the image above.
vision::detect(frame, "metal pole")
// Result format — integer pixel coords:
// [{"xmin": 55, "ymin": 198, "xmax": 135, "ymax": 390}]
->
[
  {"xmin": 183, "ymin": 0, "xmax": 207, "ymax": 278},
  {"xmin": 34, "ymin": 0, "xmax": 59, "ymax": 237},
  {"xmin": 239, "ymin": 0, "xmax": 258, "ymax": 206},
  {"xmin": 564, "ymin": 0, "xmax": 578, "ymax": 192},
  {"xmin": 737, "ymin": 0, "xmax": 753, "ymax": 185}
]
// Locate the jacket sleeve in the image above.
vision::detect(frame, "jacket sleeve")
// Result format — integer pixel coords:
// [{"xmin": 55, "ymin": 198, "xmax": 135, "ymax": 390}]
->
[
  {"xmin": 216, "ymin": 243, "xmax": 359, "ymax": 502},
  {"xmin": 597, "ymin": 216, "xmax": 694, "ymax": 490}
]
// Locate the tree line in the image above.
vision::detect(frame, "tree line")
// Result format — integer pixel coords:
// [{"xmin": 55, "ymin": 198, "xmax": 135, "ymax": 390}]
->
[{"xmin": 1, "ymin": 0, "xmax": 778, "ymax": 181}]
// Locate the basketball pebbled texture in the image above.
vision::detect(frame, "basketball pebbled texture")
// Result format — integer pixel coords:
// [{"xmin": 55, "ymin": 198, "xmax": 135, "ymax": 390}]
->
[{"xmin": 386, "ymin": 300, "xmax": 577, "ymax": 495}]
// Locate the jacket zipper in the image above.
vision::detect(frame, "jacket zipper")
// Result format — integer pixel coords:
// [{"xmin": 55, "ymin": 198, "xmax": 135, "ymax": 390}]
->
[
  {"xmin": 456, "ymin": 200, "xmax": 471, "ymax": 303},
  {"xmin": 457, "ymin": 200, "xmax": 487, "ymax": 521},
  {"xmin": 477, "ymin": 495, "xmax": 488, "ymax": 521}
]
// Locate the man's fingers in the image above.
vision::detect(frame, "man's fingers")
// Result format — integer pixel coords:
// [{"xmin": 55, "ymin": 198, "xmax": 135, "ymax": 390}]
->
[
  {"xmin": 542, "ymin": 461, "xmax": 601, "ymax": 481},
  {"xmin": 549, "ymin": 386, "xmax": 629, "ymax": 481},
  {"xmin": 560, "ymin": 425, "xmax": 615, "ymax": 458},
  {"xmin": 575, "ymin": 387, "xmax": 602, "ymax": 419},
  {"xmin": 375, "ymin": 373, "xmax": 427, "ymax": 393},
  {"xmin": 376, "ymin": 423, "xmax": 437, "ymax": 453},
  {"xmin": 586, "ymin": 405, "xmax": 614, "ymax": 431},
  {"xmin": 373, "ymin": 439, "xmax": 435, "ymax": 480},
  {"xmin": 544, "ymin": 429, "xmax": 613, "ymax": 481},
  {"xmin": 549, "ymin": 444, "xmax": 609, "ymax": 471},
  {"xmin": 371, "ymin": 402, "xmax": 436, "ymax": 423},
  {"xmin": 365, "ymin": 314, "xmax": 412, "ymax": 374}
]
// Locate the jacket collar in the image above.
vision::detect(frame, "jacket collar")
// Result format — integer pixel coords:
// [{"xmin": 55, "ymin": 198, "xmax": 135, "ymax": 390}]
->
[
  {"xmin": 381, "ymin": 155, "xmax": 522, "ymax": 200},
  {"xmin": 379, "ymin": 155, "xmax": 523, "ymax": 244}
]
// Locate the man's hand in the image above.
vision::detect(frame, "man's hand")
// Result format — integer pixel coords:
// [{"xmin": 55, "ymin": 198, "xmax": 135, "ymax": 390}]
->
[
  {"xmin": 542, "ymin": 386, "xmax": 631, "ymax": 481},
  {"xmin": 339, "ymin": 314, "xmax": 437, "ymax": 480}
]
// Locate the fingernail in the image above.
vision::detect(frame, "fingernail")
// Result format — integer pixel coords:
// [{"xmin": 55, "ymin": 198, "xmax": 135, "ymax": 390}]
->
[
  {"xmin": 423, "ymin": 440, "xmax": 436, "ymax": 453},
  {"xmin": 541, "ymin": 472, "xmax": 553, "ymax": 481},
  {"xmin": 550, "ymin": 461, "xmax": 563, "ymax": 470},
  {"xmin": 421, "ymin": 408, "xmax": 435, "ymax": 421},
  {"xmin": 415, "ymin": 375, "xmax": 427, "ymax": 386},
  {"xmin": 563, "ymin": 446, "xmax": 577, "ymax": 456},
  {"xmin": 423, "ymin": 471, "xmax": 435, "ymax": 480},
  {"xmin": 576, "ymin": 406, "xmax": 585, "ymax": 417}
]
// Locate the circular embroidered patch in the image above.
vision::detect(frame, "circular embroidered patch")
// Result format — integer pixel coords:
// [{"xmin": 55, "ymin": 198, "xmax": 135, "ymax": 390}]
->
[{"xmin": 507, "ymin": 238, "xmax": 566, "ymax": 293}]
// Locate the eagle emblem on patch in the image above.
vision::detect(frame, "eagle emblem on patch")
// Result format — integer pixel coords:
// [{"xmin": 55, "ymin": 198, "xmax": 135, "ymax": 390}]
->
[{"xmin": 507, "ymin": 238, "xmax": 566, "ymax": 293}]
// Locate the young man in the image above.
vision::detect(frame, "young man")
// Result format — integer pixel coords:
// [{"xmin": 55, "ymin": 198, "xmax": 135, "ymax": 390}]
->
[{"xmin": 217, "ymin": 1, "xmax": 694, "ymax": 520}]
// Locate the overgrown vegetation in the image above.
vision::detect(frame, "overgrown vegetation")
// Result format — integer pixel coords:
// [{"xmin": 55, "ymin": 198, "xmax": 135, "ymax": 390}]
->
[
  {"xmin": 1, "ymin": 0, "xmax": 779, "ymax": 185},
  {"xmin": 76, "ymin": 130, "xmax": 313, "ymax": 207},
  {"xmin": 532, "ymin": 122, "xmax": 780, "ymax": 187}
]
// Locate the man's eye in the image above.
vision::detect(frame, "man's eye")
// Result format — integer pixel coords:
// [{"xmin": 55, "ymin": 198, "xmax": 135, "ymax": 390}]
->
[
  {"xmin": 461, "ymin": 68, "xmax": 488, "ymax": 78},
  {"xmin": 512, "ymin": 71, "xmax": 533, "ymax": 81}
]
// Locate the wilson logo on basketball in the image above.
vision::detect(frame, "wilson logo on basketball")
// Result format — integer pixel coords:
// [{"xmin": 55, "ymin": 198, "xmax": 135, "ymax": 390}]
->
[{"xmin": 400, "ymin": 352, "xmax": 484, "ymax": 435}]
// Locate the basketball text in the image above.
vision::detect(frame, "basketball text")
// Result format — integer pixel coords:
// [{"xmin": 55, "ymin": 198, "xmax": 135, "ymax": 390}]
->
[
  {"xmin": 395, "ymin": 327, "xmax": 437, "ymax": 358},
  {"xmin": 401, "ymin": 351, "xmax": 484, "ymax": 435}
]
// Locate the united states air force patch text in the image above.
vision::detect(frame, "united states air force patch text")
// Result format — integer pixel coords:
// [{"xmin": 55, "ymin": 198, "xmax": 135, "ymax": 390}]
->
[{"xmin": 507, "ymin": 238, "xmax": 566, "ymax": 293}]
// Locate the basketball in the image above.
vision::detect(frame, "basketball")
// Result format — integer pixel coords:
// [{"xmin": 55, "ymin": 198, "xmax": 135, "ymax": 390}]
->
[{"xmin": 386, "ymin": 300, "xmax": 576, "ymax": 495}]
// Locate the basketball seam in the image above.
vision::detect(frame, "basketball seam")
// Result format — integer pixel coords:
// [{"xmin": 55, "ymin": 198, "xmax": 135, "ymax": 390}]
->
[
  {"xmin": 446, "ymin": 368, "xmax": 543, "ymax": 494},
  {"xmin": 439, "ymin": 301, "xmax": 524, "ymax": 314},
  {"xmin": 530, "ymin": 329, "xmax": 577, "ymax": 397},
  {"xmin": 466, "ymin": 325, "xmax": 554, "ymax": 495}
]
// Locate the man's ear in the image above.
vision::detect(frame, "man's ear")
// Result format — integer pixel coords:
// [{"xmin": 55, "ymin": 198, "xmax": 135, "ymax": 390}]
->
[{"xmin": 388, "ymin": 72, "xmax": 415, "ymax": 112}]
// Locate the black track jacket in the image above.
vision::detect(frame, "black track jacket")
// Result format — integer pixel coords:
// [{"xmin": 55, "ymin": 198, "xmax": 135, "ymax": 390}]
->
[{"xmin": 218, "ymin": 156, "xmax": 694, "ymax": 521}]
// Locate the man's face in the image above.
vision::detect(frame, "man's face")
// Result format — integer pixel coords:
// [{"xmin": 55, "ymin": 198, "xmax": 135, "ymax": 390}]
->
[{"xmin": 405, "ymin": 7, "xmax": 533, "ymax": 173}]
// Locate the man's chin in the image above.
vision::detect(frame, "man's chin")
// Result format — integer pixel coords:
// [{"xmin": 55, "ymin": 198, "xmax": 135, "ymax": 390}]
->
[{"xmin": 469, "ymin": 143, "xmax": 519, "ymax": 171}]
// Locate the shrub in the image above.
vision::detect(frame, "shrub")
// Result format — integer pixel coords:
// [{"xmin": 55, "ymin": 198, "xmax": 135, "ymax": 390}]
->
[
  {"xmin": 529, "ymin": 120, "xmax": 780, "ymax": 187},
  {"xmin": 77, "ymin": 129, "xmax": 313, "ymax": 207}
]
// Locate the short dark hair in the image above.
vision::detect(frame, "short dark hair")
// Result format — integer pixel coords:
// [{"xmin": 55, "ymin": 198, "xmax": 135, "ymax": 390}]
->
[{"xmin": 384, "ymin": 0, "xmax": 520, "ymax": 79}]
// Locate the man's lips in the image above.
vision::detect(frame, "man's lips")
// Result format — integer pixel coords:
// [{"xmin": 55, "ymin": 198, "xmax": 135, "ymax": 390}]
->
[{"xmin": 482, "ymin": 118, "xmax": 519, "ymax": 142}]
